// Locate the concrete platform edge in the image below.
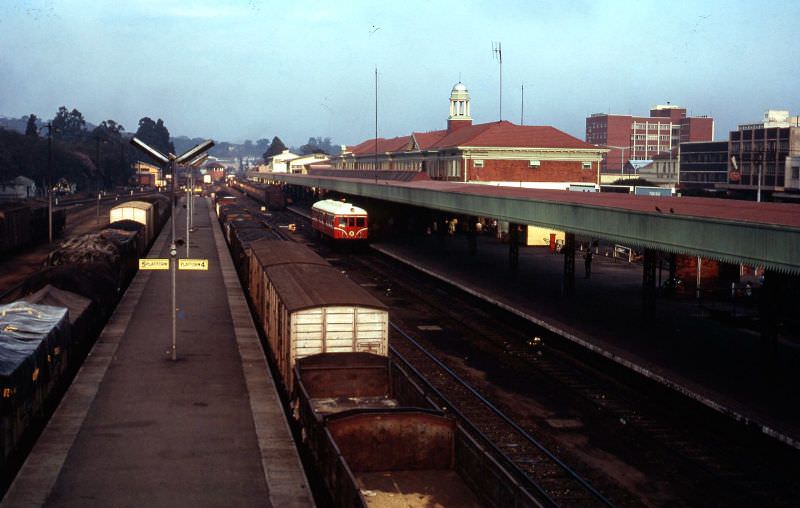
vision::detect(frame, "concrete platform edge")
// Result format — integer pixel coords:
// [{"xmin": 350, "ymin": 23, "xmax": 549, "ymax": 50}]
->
[
  {"xmin": 209, "ymin": 198, "xmax": 315, "ymax": 507},
  {"xmin": 0, "ymin": 217, "xmax": 170, "ymax": 507},
  {"xmin": 371, "ymin": 244, "xmax": 800, "ymax": 451}
]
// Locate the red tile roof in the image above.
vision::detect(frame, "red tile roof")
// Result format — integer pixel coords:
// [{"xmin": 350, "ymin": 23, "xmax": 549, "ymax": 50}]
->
[
  {"xmin": 412, "ymin": 130, "xmax": 447, "ymax": 150},
  {"xmin": 347, "ymin": 135, "xmax": 412, "ymax": 155},
  {"xmin": 432, "ymin": 121, "xmax": 595, "ymax": 150},
  {"xmin": 350, "ymin": 121, "xmax": 598, "ymax": 155}
]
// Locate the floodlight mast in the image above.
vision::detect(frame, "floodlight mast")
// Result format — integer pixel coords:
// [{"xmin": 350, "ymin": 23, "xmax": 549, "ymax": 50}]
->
[
  {"xmin": 185, "ymin": 154, "xmax": 209, "ymax": 256},
  {"xmin": 129, "ymin": 137, "xmax": 170, "ymax": 165},
  {"xmin": 129, "ymin": 136, "xmax": 214, "ymax": 361},
  {"xmin": 175, "ymin": 140, "xmax": 215, "ymax": 164}
]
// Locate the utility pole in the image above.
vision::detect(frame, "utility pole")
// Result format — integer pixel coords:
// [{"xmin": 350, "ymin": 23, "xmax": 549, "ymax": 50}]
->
[{"xmin": 45, "ymin": 122, "xmax": 53, "ymax": 243}]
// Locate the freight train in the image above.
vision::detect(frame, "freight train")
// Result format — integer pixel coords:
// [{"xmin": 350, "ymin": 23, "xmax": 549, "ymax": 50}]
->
[
  {"xmin": 229, "ymin": 179, "xmax": 286, "ymax": 211},
  {"xmin": 0, "ymin": 194, "xmax": 169, "ymax": 471},
  {"xmin": 0, "ymin": 201, "xmax": 66, "ymax": 258},
  {"xmin": 213, "ymin": 192, "xmax": 533, "ymax": 507}
]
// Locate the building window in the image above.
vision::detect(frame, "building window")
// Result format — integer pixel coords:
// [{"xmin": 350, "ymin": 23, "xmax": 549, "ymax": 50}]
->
[
  {"xmin": 529, "ymin": 160, "xmax": 541, "ymax": 168},
  {"xmin": 582, "ymin": 162, "xmax": 592, "ymax": 170},
  {"xmin": 448, "ymin": 160, "xmax": 460, "ymax": 178},
  {"xmin": 792, "ymin": 166, "xmax": 799, "ymax": 180},
  {"xmin": 474, "ymin": 159, "xmax": 484, "ymax": 168}
]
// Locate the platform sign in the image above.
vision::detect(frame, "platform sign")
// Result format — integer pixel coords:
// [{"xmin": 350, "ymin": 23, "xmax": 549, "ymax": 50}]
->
[
  {"xmin": 139, "ymin": 258, "xmax": 170, "ymax": 270},
  {"xmin": 179, "ymin": 259, "xmax": 209, "ymax": 271}
]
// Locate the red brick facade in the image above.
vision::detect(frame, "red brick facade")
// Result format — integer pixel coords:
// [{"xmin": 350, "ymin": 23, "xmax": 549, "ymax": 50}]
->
[
  {"xmin": 468, "ymin": 159, "xmax": 597, "ymax": 183},
  {"xmin": 329, "ymin": 84, "xmax": 607, "ymax": 186},
  {"xmin": 586, "ymin": 106, "xmax": 714, "ymax": 173}
]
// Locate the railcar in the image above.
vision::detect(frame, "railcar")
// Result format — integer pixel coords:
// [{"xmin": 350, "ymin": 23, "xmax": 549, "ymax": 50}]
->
[
  {"xmin": 244, "ymin": 239, "xmax": 388, "ymax": 392},
  {"xmin": 0, "ymin": 202, "xmax": 65, "ymax": 257},
  {"xmin": 232, "ymin": 180, "xmax": 286, "ymax": 210},
  {"xmin": 294, "ymin": 352, "xmax": 536, "ymax": 508},
  {"xmin": 109, "ymin": 200, "xmax": 155, "ymax": 245},
  {"xmin": 311, "ymin": 199, "xmax": 368, "ymax": 241}
]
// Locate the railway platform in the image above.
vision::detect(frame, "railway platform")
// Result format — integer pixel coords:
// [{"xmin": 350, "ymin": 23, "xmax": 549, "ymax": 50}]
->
[
  {"xmin": 2, "ymin": 196, "xmax": 313, "ymax": 507},
  {"xmin": 371, "ymin": 231, "xmax": 800, "ymax": 449}
]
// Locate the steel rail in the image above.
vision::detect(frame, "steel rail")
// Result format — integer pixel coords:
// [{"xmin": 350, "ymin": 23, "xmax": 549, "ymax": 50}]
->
[{"xmin": 390, "ymin": 322, "xmax": 615, "ymax": 508}]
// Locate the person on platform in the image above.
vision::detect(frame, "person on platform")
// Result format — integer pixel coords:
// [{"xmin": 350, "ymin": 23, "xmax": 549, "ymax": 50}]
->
[{"xmin": 584, "ymin": 251, "xmax": 593, "ymax": 279}]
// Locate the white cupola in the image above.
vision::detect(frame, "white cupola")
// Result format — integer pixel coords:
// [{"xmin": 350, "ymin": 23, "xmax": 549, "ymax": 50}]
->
[
  {"xmin": 448, "ymin": 82, "xmax": 471, "ymax": 120},
  {"xmin": 447, "ymin": 82, "xmax": 473, "ymax": 133}
]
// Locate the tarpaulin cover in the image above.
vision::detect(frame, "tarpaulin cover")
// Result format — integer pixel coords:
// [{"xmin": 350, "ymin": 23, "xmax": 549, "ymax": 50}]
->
[
  {"xmin": 0, "ymin": 301, "xmax": 70, "ymax": 402},
  {"xmin": 23, "ymin": 285, "xmax": 91, "ymax": 326},
  {"xmin": 0, "ymin": 301, "xmax": 70, "ymax": 356},
  {"xmin": 23, "ymin": 284, "xmax": 95, "ymax": 348},
  {"xmin": 21, "ymin": 263, "xmax": 118, "ymax": 318}
]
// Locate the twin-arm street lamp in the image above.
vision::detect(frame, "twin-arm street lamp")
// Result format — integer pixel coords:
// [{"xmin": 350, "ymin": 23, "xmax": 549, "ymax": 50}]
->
[
  {"xmin": 185, "ymin": 153, "xmax": 208, "ymax": 257},
  {"xmin": 129, "ymin": 137, "xmax": 214, "ymax": 361}
]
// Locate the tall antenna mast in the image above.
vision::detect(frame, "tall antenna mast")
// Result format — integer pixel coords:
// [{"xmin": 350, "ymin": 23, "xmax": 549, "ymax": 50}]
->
[
  {"xmin": 492, "ymin": 41, "xmax": 503, "ymax": 121},
  {"xmin": 374, "ymin": 66, "xmax": 378, "ymax": 182},
  {"xmin": 521, "ymin": 83, "xmax": 524, "ymax": 125}
]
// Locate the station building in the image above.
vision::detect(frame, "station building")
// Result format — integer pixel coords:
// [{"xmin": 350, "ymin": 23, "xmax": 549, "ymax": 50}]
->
[
  {"xmin": 585, "ymin": 104, "xmax": 714, "ymax": 173},
  {"xmin": 330, "ymin": 83, "xmax": 607, "ymax": 188}
]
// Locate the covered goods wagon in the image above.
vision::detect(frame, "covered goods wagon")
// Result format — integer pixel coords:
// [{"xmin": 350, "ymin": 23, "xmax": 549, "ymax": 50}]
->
[
  {"xmin": 109, "ymin": 201, "xmax": 155, "ymax": 244},
  {"xmin": 247, "ymin": 240, "xmax": 388, "ymax": 391}
]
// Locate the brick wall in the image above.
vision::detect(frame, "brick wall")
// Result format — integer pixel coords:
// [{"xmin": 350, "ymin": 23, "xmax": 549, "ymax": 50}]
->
[{"xmin": 470, "ymin": 159, "xmax": 596, "ymax": 183}]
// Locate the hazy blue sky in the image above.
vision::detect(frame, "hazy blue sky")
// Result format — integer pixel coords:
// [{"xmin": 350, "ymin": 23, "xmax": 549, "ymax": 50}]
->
[{"xmin": 1, "ymin": 0, "xmax": 797, "ymax": 148}]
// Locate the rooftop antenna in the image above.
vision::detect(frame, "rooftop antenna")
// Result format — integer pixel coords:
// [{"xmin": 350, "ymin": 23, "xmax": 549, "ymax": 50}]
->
[
  {"xmin": 374, "ymin": 66, "xmax": 378, "ymax": 183},
  {"xmin": 492, "ymin": 41, "xmax": 502, "ymax": 121}
]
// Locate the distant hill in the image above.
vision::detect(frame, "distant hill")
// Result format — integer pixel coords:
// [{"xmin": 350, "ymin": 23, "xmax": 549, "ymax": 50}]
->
[
  {"xmin": 0, "ymin": 116, "xmax": 29, "ymax": 134},
  {"xmin": 0, "ymin": 115, "xmax": 97, "ymax": 135},
  {"xmin": 171, "ymin": 135, "xmax": 271, "ymax": 159}
]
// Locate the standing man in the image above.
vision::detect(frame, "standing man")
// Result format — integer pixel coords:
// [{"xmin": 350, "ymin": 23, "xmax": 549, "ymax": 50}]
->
[{"xmin": 584, "ymin": 251, "xmax": 593, "ymax": 279}]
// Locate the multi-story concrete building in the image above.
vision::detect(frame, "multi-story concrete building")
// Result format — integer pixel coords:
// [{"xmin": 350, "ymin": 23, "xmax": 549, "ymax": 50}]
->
[
  {"xmin": 720, "ymin": 110, "xmax": 800, "ymax": 200},
  {"xmin": 677, "ymin": 141, "xmax": 729, "ymax": 193},
  {"xmin": 585, "ymin": 105, "xmax": 714, "ymax": 173},
  {"xmin": 331, "ymin": 83, "xmax": 607, "ymax": 187}
]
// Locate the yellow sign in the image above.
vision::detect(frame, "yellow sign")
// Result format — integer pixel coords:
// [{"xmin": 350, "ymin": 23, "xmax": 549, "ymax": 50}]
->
[
  {"xmin": 179, "ymin": 259, "xmax": 209, "ymax": 271},
  {"xmin": 139, "ymin": 258, "xmax": 170, "ymax": 270}
]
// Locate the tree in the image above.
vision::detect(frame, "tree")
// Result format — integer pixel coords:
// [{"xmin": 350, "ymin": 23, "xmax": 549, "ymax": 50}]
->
[
  {"xmin": 298, "ymin": 136, "xmax": 336, "ymax": 155},
  {"xmin": 25, "ymin": 114, "xmax": 38, "ymax": 137},
  {"xmin": 90, "ymin": 120, "xmax": 129, "ymax": 189},
  {"xmin": 256, "ymin": 138, "xmax": 270, "ymax": 154},
  {"xmin": 263, "ymin": 136, "xmax": 287, "ymax": 161},
  {"xmin": 93, "ymin": 119, "xmax": 125, "ymax": 140},
  {"xmin": 51, "ymin": 106, "xmax": 87, "ymax": 141},
  {"xmin": 134, "ymin": 117, "xmax": 174, "ymax": 159}
]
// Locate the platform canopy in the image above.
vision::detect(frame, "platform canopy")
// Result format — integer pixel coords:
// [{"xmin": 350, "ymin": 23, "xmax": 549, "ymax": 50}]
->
[{"xmin": 273, "ymin": 173, "xmax": 800, "ymax": 274}]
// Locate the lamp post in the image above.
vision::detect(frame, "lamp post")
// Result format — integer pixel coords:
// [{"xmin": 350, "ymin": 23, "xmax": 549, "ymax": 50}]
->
[
  {"xmin": 95, "ymin": 136, "xmax": 108, "ymax": 224},
  {"xmin": 604, "ymin": 145, "xmax": 631, "ymax": 176},
  {"xmin": 185, "ymin": 153, "xmax": 208, "ymax": 257},
  {"xmin": 130, "ymin": 137, "xmax": 214, "ymax": 361},
  {"xmin": 38, "ymin": 122, "xmax": 55, "ymax": 243}
]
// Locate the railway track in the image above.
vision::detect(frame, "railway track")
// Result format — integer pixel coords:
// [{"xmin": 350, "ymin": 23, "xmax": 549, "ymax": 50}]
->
[
  {"xmin": 0, "ymin": 198, "xmax": 119, "ymax": 303},
  {"xmin": 321, "ymin": 239, "xmax": 800, "ymax": 507},
  {"xmin": 247, "ymin": 194, "xmax": 800, "ymax": 506},
  {"xmin": 390, "ymin": 322, "xmax": 613, "ymax": 507}
]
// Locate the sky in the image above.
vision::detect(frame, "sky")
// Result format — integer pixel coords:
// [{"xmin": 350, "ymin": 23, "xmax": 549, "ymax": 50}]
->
[{"xmin": 1, "ymin": 0, "xmax": 798, "ymax": 148}]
